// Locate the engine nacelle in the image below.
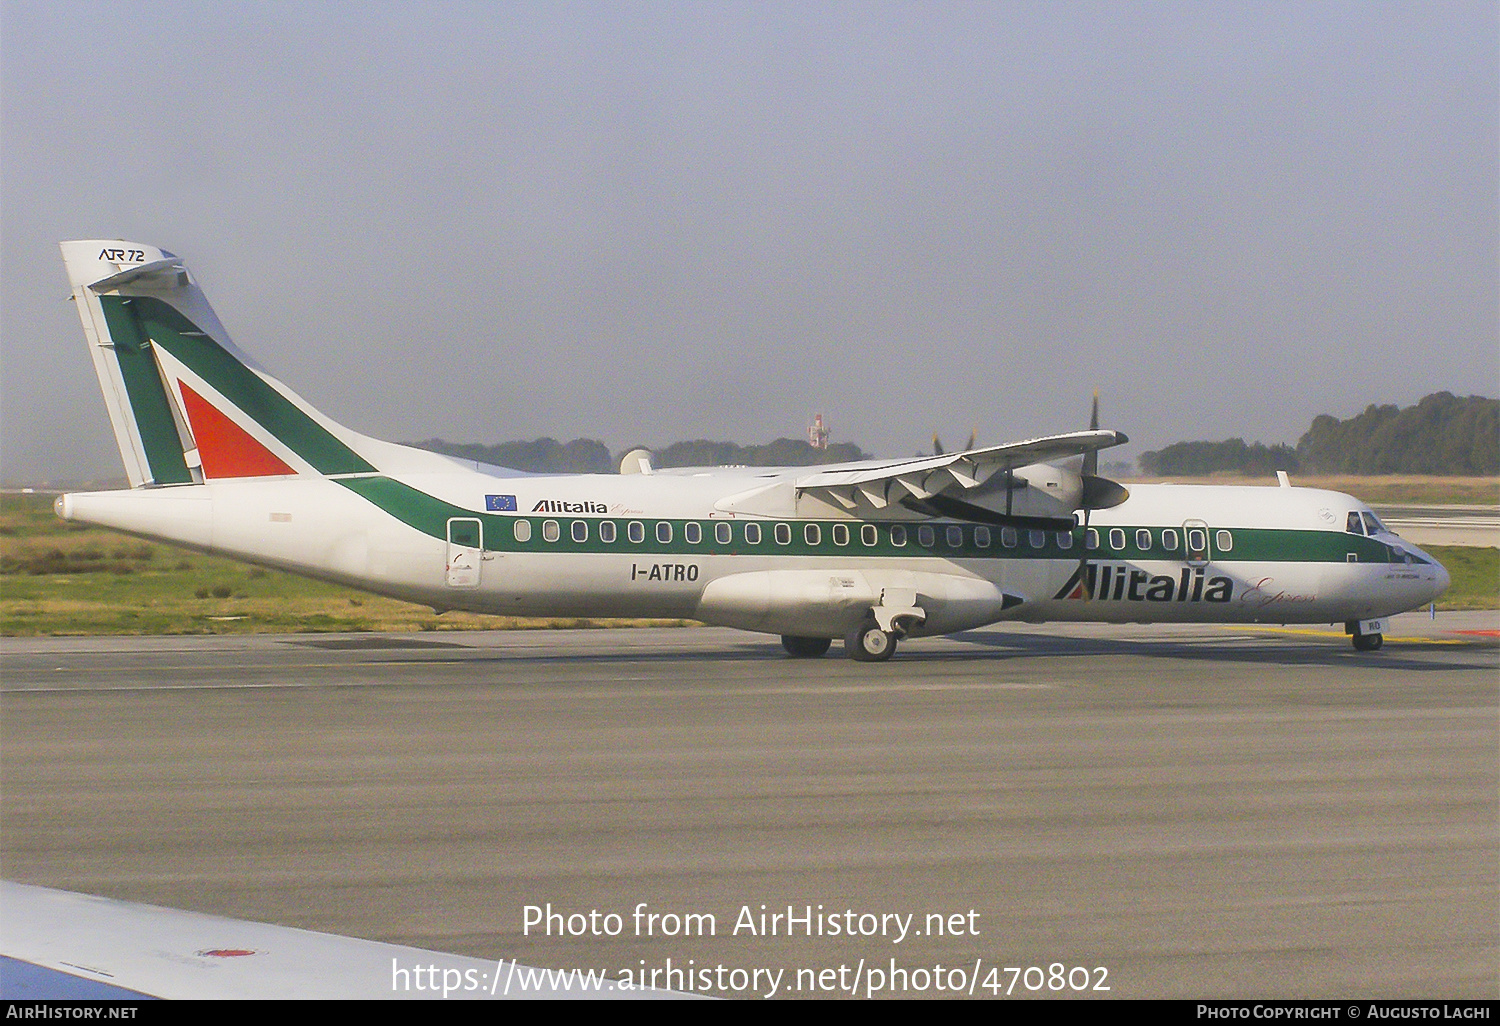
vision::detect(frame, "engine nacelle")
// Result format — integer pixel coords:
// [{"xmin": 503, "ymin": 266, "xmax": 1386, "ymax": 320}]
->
[{"xmin": 695, "ymin": 569, "xmax": 1024, "ymax": 638}]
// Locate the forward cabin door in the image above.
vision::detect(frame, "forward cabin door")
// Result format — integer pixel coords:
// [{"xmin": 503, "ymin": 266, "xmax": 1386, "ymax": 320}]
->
[{"xmin": 446, "ymin": 517, "xmax": 482, "ymax": 588}]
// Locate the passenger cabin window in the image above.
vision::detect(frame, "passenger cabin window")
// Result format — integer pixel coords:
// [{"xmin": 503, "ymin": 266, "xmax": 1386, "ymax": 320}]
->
[
  {"xmin": 1085, "ymin": 528, "xmax": 1099, "ymax": 550},
  {"xmin": 1109, "ymin": 528, "xmax": 1126, "ymax": 551},
  {"xmin": 571, "ymin": 520, "xmax": 588, "ymax": 543},
  {"xmin": 946, "ymin": 526, "xmax": 964, "ymax": 548},
  {"xmin": 774, "ymin": 523, "xmax": 791, "ymax": 545},
  {"xmin": 1186, "ymin": 528, "xmax": 1208, "ymax": 560},
  {"xmin": 1215, "ymin": 530, "xmax": 1233, "ymax": 552},
  {"xmin": 715, "ymin": 522, "xmax": 732, "ymax": 545},
  {"xmin": 804, "ymin": 524, "xmax": 821, "ymax": 546},
  {"xmin": 1028, "ymin": 530, "xmax": 1046, "ymax": 549},
  {"xmin": 628, "ymin": 521, "xmax": 645, "ymax": 543},
  {"xmin": 1346, "ymin": 512, "xmax": 1365, "ymax": 535},
  {"xmin": 745, "ymin": 523, "xmax": 762, "ymax": 544},
  {"xmin": 1135, "ymin": 528, "xmax": 1152, "ymax": 550},
  {"xmin": 833, "ymin": 523, "xmax": 850, "ymax": 546},
  {"xmin": 684, "ymin": 522, "xmax": 701, "ymax": 544},
  {"xmin": 514, "ymin": 520, "xmax": 533, "ymax": 543},
  {"xmin": 542, "ymin": 520, "xmax": 560, "ymax": 543},
  {"xmin": 656, "ymin": 522, "xmax": 673, "ymax": 544},
  {"xmin": 1001, "ymin": 527, "xmax": 1018, "ymax": 548},
  {"xmin": 974, "ymin": 526, "xmax": 992, "ymax": 548},
  {"xmin": 890, "ymin": 525, "xmax": 907, "ymax": 547},
  {"xmin": 918, "ymin": 525, "xmax": 936, "ymax": 548},
  {"xmin": 1057, "ymin": 531, "xmax": 1073, "ymax": 550},
  {"xmin": 1161, "ymin": 528, "xmax": 1178, "ymax": 551},
  {"xmin": 861, "ymin": 524, "xmax": 878, "ymax": 546},
  {"xmin": 599, "ymin": 521, "xmax": 617, "ymax": 543}
]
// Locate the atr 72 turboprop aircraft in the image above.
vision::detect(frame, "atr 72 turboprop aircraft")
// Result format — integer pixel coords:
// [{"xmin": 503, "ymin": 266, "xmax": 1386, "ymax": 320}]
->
[{"xmin": 55, "ymin": 240, "xmax": 1449, "ymax": 660}]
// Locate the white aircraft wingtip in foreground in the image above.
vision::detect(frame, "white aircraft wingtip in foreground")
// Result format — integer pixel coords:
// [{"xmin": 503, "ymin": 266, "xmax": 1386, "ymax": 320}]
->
[
  {"xmin": 0, "ymin": 881, "xmax": 698, "ymax": 999},
  {"xmin": 56, "ymin": 240, "xmax": 1449, "ymax": 658}
]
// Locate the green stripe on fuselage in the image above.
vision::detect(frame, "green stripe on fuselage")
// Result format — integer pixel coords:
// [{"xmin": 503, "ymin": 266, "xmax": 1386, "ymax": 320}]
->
[
  {"xmin": 337, "ymin": 476, "xmax": 1418, "ymax": 565},
  {"xmin": 338, "ymin": 476, "xmax": 469, "ymax": 538},
  {"xmin": 99, "ymin": 296, "xmax": 376, "ymax": 476}
]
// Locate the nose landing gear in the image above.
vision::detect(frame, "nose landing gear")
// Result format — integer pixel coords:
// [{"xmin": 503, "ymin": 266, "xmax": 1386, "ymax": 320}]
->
[{"xmin": 1346, "ymin": 619, "xmax": 1385, "ymax": 652}]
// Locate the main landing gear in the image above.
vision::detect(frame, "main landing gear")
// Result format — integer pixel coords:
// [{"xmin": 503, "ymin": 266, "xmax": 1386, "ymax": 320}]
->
[
  {"xmin": 780, "ymin": 620, "xmax": 903, "ymax": 661},
  {"xmin": 1346, "ymin": 619, "xmax": 1384, "ymax": 652},
  {"xmin": 781, "ymin": 635, "xmax": 832, "ymax": 658},
  {"xmin": 845, "ymin": 617, "xmax": 898, "ymax": 662}
]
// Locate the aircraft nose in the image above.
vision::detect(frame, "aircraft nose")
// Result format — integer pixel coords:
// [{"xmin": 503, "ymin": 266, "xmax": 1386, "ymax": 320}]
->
[
  {"xmin": 1431, "ymin": 556, "xmax": 1451, "ymax": 600},
  {"xmin": 1414, "ymin": 544, "xmax": 1451, "ymax": 603}
]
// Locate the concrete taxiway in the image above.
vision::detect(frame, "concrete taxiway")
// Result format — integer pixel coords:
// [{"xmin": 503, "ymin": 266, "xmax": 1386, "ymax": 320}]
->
[
  {"xmin": 2, "ymin": 613, "xmax": 1496, "ymax": 999},
  {"xmin": 1372, "ymin": 504, "xmax": 1500, "ymax": 549}
]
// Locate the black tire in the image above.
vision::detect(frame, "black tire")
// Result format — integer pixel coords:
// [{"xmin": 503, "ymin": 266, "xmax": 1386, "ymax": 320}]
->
[
  {"xmin": 782, "ymin": 635, "xmax": 832, "ymax": 658},
  {"xmin": 1352, "ymin": 631, "xmax": 1383, "ymax": 652},
  {"xmin": 845, "ymin": 619, "xmax": 897, "ymax": 662}
]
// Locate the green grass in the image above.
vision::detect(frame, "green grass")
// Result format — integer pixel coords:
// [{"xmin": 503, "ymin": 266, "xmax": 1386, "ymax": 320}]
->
[{"xmin": 1425, "ymin": 545, "xmax": 1499, "ymax": 611}]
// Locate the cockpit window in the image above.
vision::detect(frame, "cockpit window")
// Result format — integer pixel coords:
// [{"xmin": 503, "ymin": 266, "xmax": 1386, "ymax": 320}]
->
[
  {"xmin": 1345, "ymin": 512, "xmax": 1365, "ymax": 535},
  {"xmin": 1361, "ymin": 512, "xmax": 1382, "ymax": 536}
]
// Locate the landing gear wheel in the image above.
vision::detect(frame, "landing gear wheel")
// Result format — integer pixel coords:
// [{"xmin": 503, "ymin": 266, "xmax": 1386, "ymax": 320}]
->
[
  {"xmin": 846, "ymin": 619, "xmax": 897, "ymax": 662},
  {"xmin": 782, "ymin": 635, "xmax": 832, "ymax": 658},
  {"xmin": 1352, "ymin": 631, "xmax": 1383, "ymax": 652}
]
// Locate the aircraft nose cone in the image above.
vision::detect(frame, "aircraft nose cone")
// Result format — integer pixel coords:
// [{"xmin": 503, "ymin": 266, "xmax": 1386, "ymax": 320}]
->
[
  {"xmin": 1432, "ymin": 559, "xmax": 1451, "ymax": 600},
  {"xmin": 1410, "ymin": 543, "xmax": 1451, "ymax": 604}
]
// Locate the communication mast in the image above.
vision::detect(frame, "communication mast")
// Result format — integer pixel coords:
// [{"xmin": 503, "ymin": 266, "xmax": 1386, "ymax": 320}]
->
[{"xmin": 808, "ymin": 413, "xmax": 830, "ymax": 450}]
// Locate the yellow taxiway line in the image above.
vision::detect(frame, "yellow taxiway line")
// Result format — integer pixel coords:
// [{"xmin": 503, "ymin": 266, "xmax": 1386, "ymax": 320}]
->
[{"xmin": 1220, "ymin": 625, "xmax": 1468, "ymax": 644}]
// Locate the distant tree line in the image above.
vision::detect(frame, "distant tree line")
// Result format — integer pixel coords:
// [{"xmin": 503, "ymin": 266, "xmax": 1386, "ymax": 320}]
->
[
  {"xmin": 417, "ymin": 392, "xmax": 1497, "ymax": 477},
  {"xmin": 653, "ymin": 438, "xmax": 868, "ymax": 468},
  {"xmin": 1139, "ymin": 392, "xmax": 1498, "ymax": 476},
  {"xmin": 1296, "ymin": 393, "xmax": 1497, "ymax": 475},
  {"xmin": 1138, "ymin": 439, "xmax": 1301, "ymax": 477},
  {"xmin": 414, "ymin": 436, "xmax": 868, "ymax": 473}
]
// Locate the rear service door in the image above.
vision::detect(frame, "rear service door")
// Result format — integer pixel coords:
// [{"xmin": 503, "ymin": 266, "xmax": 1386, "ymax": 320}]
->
[{"xmin": 446, "ymin": 517, "xmax": 482, "ymax": 588}]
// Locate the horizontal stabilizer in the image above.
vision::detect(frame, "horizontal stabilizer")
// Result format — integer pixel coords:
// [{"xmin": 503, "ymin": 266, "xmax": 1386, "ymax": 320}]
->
[{"xmin": 85, "ymin": 255, "xmax": 188, "ymax": 292}]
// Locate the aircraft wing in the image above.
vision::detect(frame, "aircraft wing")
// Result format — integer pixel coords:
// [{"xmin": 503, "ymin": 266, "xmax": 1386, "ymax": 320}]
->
[
  {"xmin": 0, "ymin": 881, "xmax": 698, "ymax": 1000},
  {"xmin": 793, "ymin": 429, "xmax": 1127, "ymax": 510}
]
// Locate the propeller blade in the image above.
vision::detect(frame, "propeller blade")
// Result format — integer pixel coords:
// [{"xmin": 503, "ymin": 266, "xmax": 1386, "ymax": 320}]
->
[
  {"xmin": 1077, "ymin": 390, "xmax": 1105, "ymax": 601},
  {"xmin": 1083, "ymin": 390, "xmax": 1100, "ymax": 477}
]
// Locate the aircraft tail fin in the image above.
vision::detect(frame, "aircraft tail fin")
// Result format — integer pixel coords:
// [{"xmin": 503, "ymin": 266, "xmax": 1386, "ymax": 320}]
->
[{"xmin": 60, "ymin": 241, "xmax": 383, "ymax": 487}]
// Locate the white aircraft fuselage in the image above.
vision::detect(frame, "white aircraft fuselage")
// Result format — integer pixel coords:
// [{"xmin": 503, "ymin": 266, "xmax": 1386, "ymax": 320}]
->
[{"xmin": 54, "ymin": 240, "xmax": 1449, "ymax": 659}]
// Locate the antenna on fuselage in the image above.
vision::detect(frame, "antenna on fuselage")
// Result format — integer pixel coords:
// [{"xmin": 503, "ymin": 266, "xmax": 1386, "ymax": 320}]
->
[{"xmin": 620, "ymin": 449, "xmax": 654, "ymax": 475}]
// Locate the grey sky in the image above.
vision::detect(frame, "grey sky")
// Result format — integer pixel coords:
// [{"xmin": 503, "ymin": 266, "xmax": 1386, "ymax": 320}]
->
[{"xmin": 3, "ymin": 1, "xmax": 1496, "ymax": 483}]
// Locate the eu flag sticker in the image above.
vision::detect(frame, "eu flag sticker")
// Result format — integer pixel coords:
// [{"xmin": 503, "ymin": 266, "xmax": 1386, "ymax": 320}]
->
[{"xmin": 485, "ymin": 494, "xmax": 517, "ymax": 512}]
